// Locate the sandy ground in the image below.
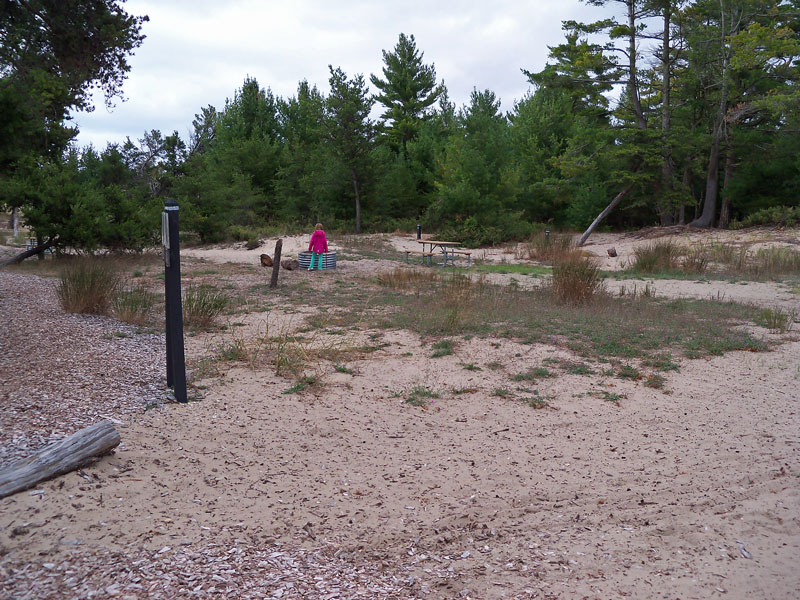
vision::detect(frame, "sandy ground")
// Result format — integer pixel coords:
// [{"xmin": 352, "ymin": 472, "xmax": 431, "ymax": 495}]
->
[{"xmin": 1, "ymin": 228, "xmax": 799, "ymax": 599}]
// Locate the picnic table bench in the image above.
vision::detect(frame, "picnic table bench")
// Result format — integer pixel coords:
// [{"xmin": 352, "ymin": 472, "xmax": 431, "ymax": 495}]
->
[{"xmin": 405, "ymin": 249, "xmax": 435, "ymax": 266}]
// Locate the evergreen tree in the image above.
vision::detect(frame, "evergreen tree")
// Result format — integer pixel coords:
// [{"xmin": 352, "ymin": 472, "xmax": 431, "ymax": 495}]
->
[
  {"xmin": 0, "ymin": 0, "xmax": 148, "ymax": 254},
  {"xmin": 325, "ymin": 66, "xmax": 374, "ymax": 233},
  {"xmin": 370, "ymin": 33, "xmax": 442, "ymax": 156}
]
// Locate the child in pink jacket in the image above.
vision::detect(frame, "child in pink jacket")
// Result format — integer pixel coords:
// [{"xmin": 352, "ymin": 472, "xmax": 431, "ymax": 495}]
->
[{"xmin": 308, "ymin": 223, "xmax": 328, "ymax": 270}]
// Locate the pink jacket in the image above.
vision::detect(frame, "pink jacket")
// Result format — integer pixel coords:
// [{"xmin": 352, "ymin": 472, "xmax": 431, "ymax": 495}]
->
[{"xmin": 308, "ymin": 230, "xmax": 328, "ymax": 253}]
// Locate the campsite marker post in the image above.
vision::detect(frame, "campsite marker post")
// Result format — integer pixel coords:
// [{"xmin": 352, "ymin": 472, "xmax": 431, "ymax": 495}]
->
[{"xmin": 162, "ymin": 200, "xmax": 187, "ymax": 403}]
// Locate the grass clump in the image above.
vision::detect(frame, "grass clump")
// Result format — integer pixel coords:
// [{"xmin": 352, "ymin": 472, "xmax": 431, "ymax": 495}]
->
[
  {"xmin": 512, "ymin": 366, "xmax": 554, "ymax": 381},
  {"xmin": 492, "ymin": 387, "xmax": 513, "ymax": 398},
  {"xmin": 404, "ymin": 385, "xmax": 440, "ymax": 407},
  {"xmin": 756, "ymin": 307, "xmax": 795, "ymax": 334},
  {"xmin": 617, "ymin": 365, "xmax": 640, "ymax": 380},
  {"xmin": 566, "ymin": 362, "xmax": 596, "ymax": 375},
  {"xmin": 750, "ymin": 247, "xmax": 800, "ymax": 279},
  {"xmin": 377, "ymin": 267, "xmax": 439, "ymax": 290},
  {"xmin": 183, "ymin": 285, "xmax": 230, "ymax": 328},
  {"xmin": 517, "ymin": 231, "xmax": 575, "ymax": 263},
  {"xmin": 460, "ymin": 362, "xmax": 482, "ymax": 371},
  {"xmin": 644, "ymin": 374, "xmax": 665, "ymax": 389},
  {"xmin": 57, "ymin": 260, "xmax": 121, "ymax": 315},
  {"xmin": 551, "ymin": 254, "xmax": 604, "ymax": 304},
  {"xmin": 431, "ymin": 339, "xmax": 455, "ymax": 357},
  {"xmin": 284, "ymin": 375, "xmax": 317, "ymax": 394},
  {"xmin": 642, "ymin": 353, "xmax": 680, "ymax": 372},
  {"xmin": 522, "ymin": 395, "xmax": 550, "ymax": 409},
  {"xmin": 113, "ymin": 283, "xmax": 157, "ymax": 326},
  {"xmin": 630, "ymin": 240, "xmax": 681, "ymax": 274},
  {"xmin": 681, "ymin": 246, "xmax": 710, "ymax": 274}
]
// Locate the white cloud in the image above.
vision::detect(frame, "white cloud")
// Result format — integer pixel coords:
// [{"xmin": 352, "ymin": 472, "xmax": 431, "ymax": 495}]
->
[{"xmin": 72, "ymin": 0, "xmax": 616, "ymax": 148}]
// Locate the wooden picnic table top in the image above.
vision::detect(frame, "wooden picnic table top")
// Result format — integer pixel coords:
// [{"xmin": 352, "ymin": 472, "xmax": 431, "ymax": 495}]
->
[{"xmin": 418, "ymin": 240, "xmax": 461, "ymax": 247}]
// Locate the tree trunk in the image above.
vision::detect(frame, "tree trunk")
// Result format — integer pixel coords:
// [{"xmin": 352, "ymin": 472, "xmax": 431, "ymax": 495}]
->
[
  {"xmin": 689, "ymin": 0, "xmax": 730, "ymax": 228},
  {"xmin": 718, "ymin": 142, "xmax": 735, "ymax": 229},
  {"xmin": 577, "ymin": 183, "xmax": 635, "ymax": 246},
  {"xmin": 679, "ymin": 164, "xmax": 694, "ymax": 226},
  {"xmin": 689, "ymin": 119, "xmax": 722, "ymax": 228},
  {"xmin": 351, "ymin": 169, "xmax": 362, "ymax": 233},
  {"xmin": 627, "ymin": 0, "xmax": 647, "ymax": 130},
  {"xmin": 269, "ymin": 238, "xmax": 282, "ymax": 289},
  {"xmin": 0, "ymin": 238, "xmax": 55, "ymax": 266},
  {"xmin": 0, "ymin": 421, "xmax": 120, "ymax": 499},
  {"xmin": 658, "ymin": 4, "xmax": 675, "ymax": 226},
  {"xmin": 9, "ymin": 207, "xmax": 19, "ymax": 237}
]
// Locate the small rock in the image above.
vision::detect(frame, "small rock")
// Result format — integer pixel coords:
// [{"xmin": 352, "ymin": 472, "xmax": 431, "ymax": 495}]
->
[
  {"xmin": 281, "ymin": 258, "xmax": 299, "ymax": 271},
  {"xmin": 607, "ymin": 247, "xmax": 617, "ymax": 257}
]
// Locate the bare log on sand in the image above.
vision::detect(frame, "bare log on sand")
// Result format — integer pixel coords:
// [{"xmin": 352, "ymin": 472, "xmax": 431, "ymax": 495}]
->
[{"xmin": 0, "ymin": 421, "xmax": 120, "ymax": 498}]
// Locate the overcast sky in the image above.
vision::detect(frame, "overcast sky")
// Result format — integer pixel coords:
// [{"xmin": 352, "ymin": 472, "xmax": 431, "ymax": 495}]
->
[{"xmin": 72, "ymin": 0, "xmax": 615, "ymax": 149}]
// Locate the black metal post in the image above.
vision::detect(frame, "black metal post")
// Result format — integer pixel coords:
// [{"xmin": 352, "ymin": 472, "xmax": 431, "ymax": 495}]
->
[
  {"xmin": 163, "ymin": 200, "xmax": 187, "ymax": 403},
  {"xmin": 416, "ymin": 224, "xmax": 421, "ymax": 240}
]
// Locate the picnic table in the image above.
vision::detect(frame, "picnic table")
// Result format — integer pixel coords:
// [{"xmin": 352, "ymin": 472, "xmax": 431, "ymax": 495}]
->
[{"xmin": 418, "ymin": 240, "xmax": 471, "ymax": 267}]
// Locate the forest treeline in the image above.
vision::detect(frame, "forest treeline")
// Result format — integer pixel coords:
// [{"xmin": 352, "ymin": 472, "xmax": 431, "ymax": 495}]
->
[{"xmin": 1, "ymin": 0, "xmax": 799, "ymax": 252}]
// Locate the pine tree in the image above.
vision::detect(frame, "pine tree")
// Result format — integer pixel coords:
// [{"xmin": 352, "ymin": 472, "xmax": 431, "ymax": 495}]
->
[{"xmin": 370, "ymin": 33, "xmax": 442, "ymax": 156}]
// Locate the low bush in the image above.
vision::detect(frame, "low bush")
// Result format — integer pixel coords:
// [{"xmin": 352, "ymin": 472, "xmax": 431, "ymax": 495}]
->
[
  {"xmin": 57, "ymin": 260, "xmax": 121, "ymax": 315},
  {"xmin": 731, "ymin": 206, "xmax": 800, "ymax": 229}
]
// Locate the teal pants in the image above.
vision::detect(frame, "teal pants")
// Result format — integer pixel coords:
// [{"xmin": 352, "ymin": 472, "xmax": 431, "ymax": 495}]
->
[{"xmin": 309, "ymin": 252, "xmax": 323, "ymax": 269}]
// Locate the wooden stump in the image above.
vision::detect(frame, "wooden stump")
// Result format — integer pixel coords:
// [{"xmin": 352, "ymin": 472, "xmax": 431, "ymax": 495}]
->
[
  {"xmin": 270, "ymin": 239, "xmax": 283, "ymax": 288},
  {"xmin": 0, "ymin": 421, "xmax": 120, "ymax": 498}
]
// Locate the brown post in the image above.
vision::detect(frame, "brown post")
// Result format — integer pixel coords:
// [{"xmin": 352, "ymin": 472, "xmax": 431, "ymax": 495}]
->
[{"xmin": 270, "ymin": 239, "xmax": 282, "ymax": 289}]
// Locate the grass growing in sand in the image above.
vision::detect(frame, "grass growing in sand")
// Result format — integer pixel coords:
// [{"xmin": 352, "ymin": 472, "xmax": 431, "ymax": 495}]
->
[
  {"xmin": 620, "ymin": 240, "xmax": 800, "ymax": 283},
  {"xmin": 359, "ymin": 269, "xmax": 769, "ymax": 362}
]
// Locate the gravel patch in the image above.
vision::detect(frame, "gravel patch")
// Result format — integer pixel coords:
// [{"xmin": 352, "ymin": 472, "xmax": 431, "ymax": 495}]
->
[{"xmin": 0, "ymin": 271, "xmax": 168, "ymax": 466}]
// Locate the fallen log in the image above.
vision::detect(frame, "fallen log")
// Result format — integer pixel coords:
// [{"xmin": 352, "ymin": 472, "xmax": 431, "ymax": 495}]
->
[
  {"xmin": 0, "ymin": 421, "xmax": 120, "ymax": 499},
  {"xmin": 0, "ymin": 238, "xmax": 56, "ymax": 267}
]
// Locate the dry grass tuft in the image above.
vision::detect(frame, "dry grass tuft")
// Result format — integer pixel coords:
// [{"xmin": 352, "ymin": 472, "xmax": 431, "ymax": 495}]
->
[
  {"xmin": 551, "ymin": 254, "xmax": 605, "ymax": 304},
  {"xmin": 630, "ymin": 240, "xmax": 682, "ymax": 273},
  {"xmin": 57, "ymin": 259, "xmax": 122, "ymax": 315},
  {"xmin": 183, "ymin": 285, "xmax": 230, "ymax": 329},
  {"xmin": 113, "ymin": 282, "xmax": 158, "ymax": 326},
  {"xmin": 516, "ymin": 231, "xmax": 576, "ymax": 263},
  {"xmin": 376, "ymin": 267, "xmax": 439, "ymax": 290}
]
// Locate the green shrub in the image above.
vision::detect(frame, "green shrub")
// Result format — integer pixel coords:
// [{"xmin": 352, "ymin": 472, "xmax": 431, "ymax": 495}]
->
[
  {"xmin": 183, "ymin": 285, "xmax": 230, "ymax": 328},
  {"xmin": 113, "ymin": 283, "xmax": 157, "ymax": 325},
  {"xmin": 551, "ymin": 254, "xmax": 604, "ymax": 304},
  {"xmin": 57, "ymin": 260, "xmax": 121, "ymax": 315},
  {"xmin": 731, "ymin": 206, "xmax": 800, "ymax": 229}
]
